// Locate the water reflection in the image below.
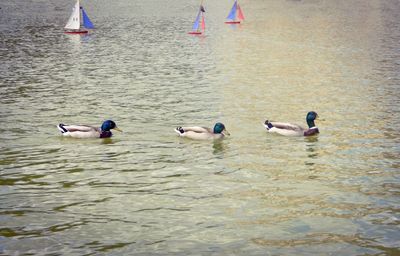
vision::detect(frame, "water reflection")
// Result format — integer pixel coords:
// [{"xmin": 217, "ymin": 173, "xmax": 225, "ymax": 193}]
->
[
  {"xmin": 212, "ymin": 139, "xmax": 226, "ymax": 156},
  {"xmin": 305, "ymin": 136, "xmax": 319, "ymax": 159},
  {"xmin": 303, "ymin": 136, "xmax": 320, "ymax": 180},
  {"xmin": 1, "ymin": 0, "xmax": 399, "ymax": 255},
  {"xmin": 100, "ymin": 138, "xmax": 115, "ymax": 145},
  {"xmin": 65, "ymin": 33, "xmax": 86, "ymax": 45}
]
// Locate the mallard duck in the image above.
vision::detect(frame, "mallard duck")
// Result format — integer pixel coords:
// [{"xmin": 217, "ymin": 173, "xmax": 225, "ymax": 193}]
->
[
  {"xmin": 174, "ymin": 122, "xmax": 230, "ymax": 140},
  {"xmin": 264, "ymin": 111, "xmax": 319, "ymax": 136},
  {"xmin": 57, "ymin": 120, "xmax": 122, "ymax": 138}
]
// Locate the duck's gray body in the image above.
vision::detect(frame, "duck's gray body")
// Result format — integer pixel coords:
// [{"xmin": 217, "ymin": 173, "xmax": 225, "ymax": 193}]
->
[
  {"xmin": 57, "ymin": 124, "xmax": 105, "ymax": 138},
  {"xmin": 175, "ymin": 123, "xmax": 229, "ymax": 140},
  {"xmin": 57, "ymin": 120, "xmax": 120, "ymax": 139},
  {"xmin": 263, "ymin": 122, "xmax": 319, "ymax": 136},
  {"xmin": 264, "ymin": 111, "xmax": 320, "ymax": 137}
]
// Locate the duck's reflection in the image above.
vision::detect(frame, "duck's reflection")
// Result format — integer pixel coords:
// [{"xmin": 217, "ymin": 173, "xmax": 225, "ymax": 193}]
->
[
  {"xmin": 212, "ymin": 140, "xmax": 226, "ymax": 156},
  {"xmin": 100, "ymin": 138, "xmax": 115, "ymax": 145},
  {"xmin": 304, "ymin": 136, "xmax": 319, "ymax": 170}
]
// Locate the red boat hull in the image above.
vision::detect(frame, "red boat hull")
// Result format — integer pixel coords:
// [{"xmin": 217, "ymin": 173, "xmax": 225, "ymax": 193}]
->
[
  {"xmin": 225, "ymin": 21, "xmax": 241, "ymax": 24},
  {"xmin": 188, "ymin": 31, "xmax": 202, "ymax": 35},
  {"xmin": 64, "ymin": 30, "xmax": 88, "ymax": 34}
]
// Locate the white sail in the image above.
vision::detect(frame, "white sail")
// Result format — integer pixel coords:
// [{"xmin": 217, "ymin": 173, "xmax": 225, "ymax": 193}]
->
[{"xmin": 64, "ymin": 0, "xmax": 81, "ymax": 30}]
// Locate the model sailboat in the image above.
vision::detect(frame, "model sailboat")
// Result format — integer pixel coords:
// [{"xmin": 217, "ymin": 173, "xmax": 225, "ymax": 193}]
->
[
  {"xmin": 64, "ymin": 0, "xmax": 94, "ymax": 34},
  {"xmin": 188, "ymin": 5, "xmax": 205, "ymax": 35},
  {"xmin": 225, "ymin": 0, "xmax": 245, "ymax": 24}
]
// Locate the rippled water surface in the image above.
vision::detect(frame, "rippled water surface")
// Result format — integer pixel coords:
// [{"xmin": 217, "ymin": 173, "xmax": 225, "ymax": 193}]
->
[{"xmin": 1, "ymin": 0, "xmax": 399, "ymax": 255}]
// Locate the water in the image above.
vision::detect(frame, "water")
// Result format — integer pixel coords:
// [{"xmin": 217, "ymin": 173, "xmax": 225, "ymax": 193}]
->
[{"xmin": 1, "ymin": 0, "xmax": 399, "ymax": 255}]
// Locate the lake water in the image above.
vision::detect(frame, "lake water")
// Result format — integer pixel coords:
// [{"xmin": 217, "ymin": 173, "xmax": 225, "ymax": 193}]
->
[{"xmin": 0, "ymin": 0, "xmax": 399, "ymax": 255}]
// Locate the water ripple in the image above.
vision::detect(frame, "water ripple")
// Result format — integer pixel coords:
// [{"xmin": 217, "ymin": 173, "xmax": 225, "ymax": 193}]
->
[{"xmin": 1, "ymin": 0, "xmax": 399, "ymax": 255}]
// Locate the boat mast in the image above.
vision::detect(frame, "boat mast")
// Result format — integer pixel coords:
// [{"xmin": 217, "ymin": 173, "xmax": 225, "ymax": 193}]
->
[{"xmin": 200, "ymin": 0, "xmax": 204, "ymax": 32}]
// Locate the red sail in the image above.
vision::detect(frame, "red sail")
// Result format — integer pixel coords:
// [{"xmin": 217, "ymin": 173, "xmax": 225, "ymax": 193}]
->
[{"xmin": 237, "ymin": 4, "xmax": 245, "ymax": 21}]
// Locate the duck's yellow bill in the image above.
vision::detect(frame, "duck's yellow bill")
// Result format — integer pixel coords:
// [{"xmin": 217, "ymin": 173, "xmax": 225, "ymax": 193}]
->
[
  {"xmin": 113, "ymin": 127, "xmax": 123, "ymax": 132},
  {"xmin": 223, "ymin": 129, "xmax": 230, "ymax": 136}
]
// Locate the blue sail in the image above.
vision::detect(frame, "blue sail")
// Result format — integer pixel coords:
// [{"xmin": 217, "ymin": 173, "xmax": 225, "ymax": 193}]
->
[
  {"xmin": 192, "ymin": 11, "xmax": 201, "ymax": 31},
  {"xmin": 82, "ymin": 8, "xmax": 94, "ymax": 29},
  {"xmin": 227, "ymin": 1, "xmax": 237, "ymax": 20}
]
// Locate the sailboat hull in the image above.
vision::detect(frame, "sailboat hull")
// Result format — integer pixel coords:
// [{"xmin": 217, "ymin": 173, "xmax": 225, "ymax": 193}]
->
[
  {"xmin": 225, "ymin": 21, "xmax": 241, "ymax": 24},
  {"xmin": 64, "ymin": 30, "xmax": 89, "ymax": 34},
  {"xmin": 188, "ymin": 31, "xmax": 202, "ymax": 35}
]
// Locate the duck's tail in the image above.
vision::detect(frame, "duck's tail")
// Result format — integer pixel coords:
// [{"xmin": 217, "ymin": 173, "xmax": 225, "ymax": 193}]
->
[
  {"xmin": 57, "ymin": 123, "xmax": 68, "ymax": 134},
  {"xmin": 264, "ymin": 120, "xmax": 274, "ymax": 130},
  {"xmin": 174, "ymin": 127, "xmax": 185, "ymax": 136}
]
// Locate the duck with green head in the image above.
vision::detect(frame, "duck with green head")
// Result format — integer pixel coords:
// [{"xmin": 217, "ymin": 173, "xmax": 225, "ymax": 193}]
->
[
  {"xmin": 264, "ymin": 111, "xmax": 320, "ymax": 136},
  {"xmin": 175, "ymin": 122, "xmax": 230, "ymax": 140},
  {"xmin": 57, "ymin": 120, "xmax": 122, "ymax": 138}
]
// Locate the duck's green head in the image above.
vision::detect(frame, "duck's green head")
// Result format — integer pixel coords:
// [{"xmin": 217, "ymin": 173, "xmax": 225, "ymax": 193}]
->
[
  {"xmin": 214, "ymin": 122, "xmax": 230, "ymax": 135},
  {"xmin": 101, "ymin": 120, "xmax": 122, "ymax": 132},
  {"xmin": 306, "ymin": 111, "xmax": 318, "ymax": 128}
]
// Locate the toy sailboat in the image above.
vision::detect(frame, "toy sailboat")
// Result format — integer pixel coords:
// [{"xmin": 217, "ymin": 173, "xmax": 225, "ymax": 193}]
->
[
  {"xmin": 225, "ymin": 0, "xmax": 245, "ymax": 24},
  {"xmin": 188, "ymin": 5, "xmax": 205, "ymax": 35},
  {"xmin": 64, "ymin": 0, "xmax": 94, "ymax": 34}
]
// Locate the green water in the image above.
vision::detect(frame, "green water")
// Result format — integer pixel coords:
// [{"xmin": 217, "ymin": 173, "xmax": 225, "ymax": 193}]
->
[{"xmin": 0, "ymin": 0, "xmax": 399, "ymax": 255}]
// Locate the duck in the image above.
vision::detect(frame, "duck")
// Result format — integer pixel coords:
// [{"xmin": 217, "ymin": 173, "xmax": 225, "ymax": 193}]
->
[
  {"xmin": 264, "ymin": 111, "xmax": 319, "ymax": 136},
  {"xmin": 57, "ymin": 120, "xmax": 122, "ymax": 138},
  {"xmin": 174, "ymin": 122, "xmax": 230, "ymax": 140}
]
